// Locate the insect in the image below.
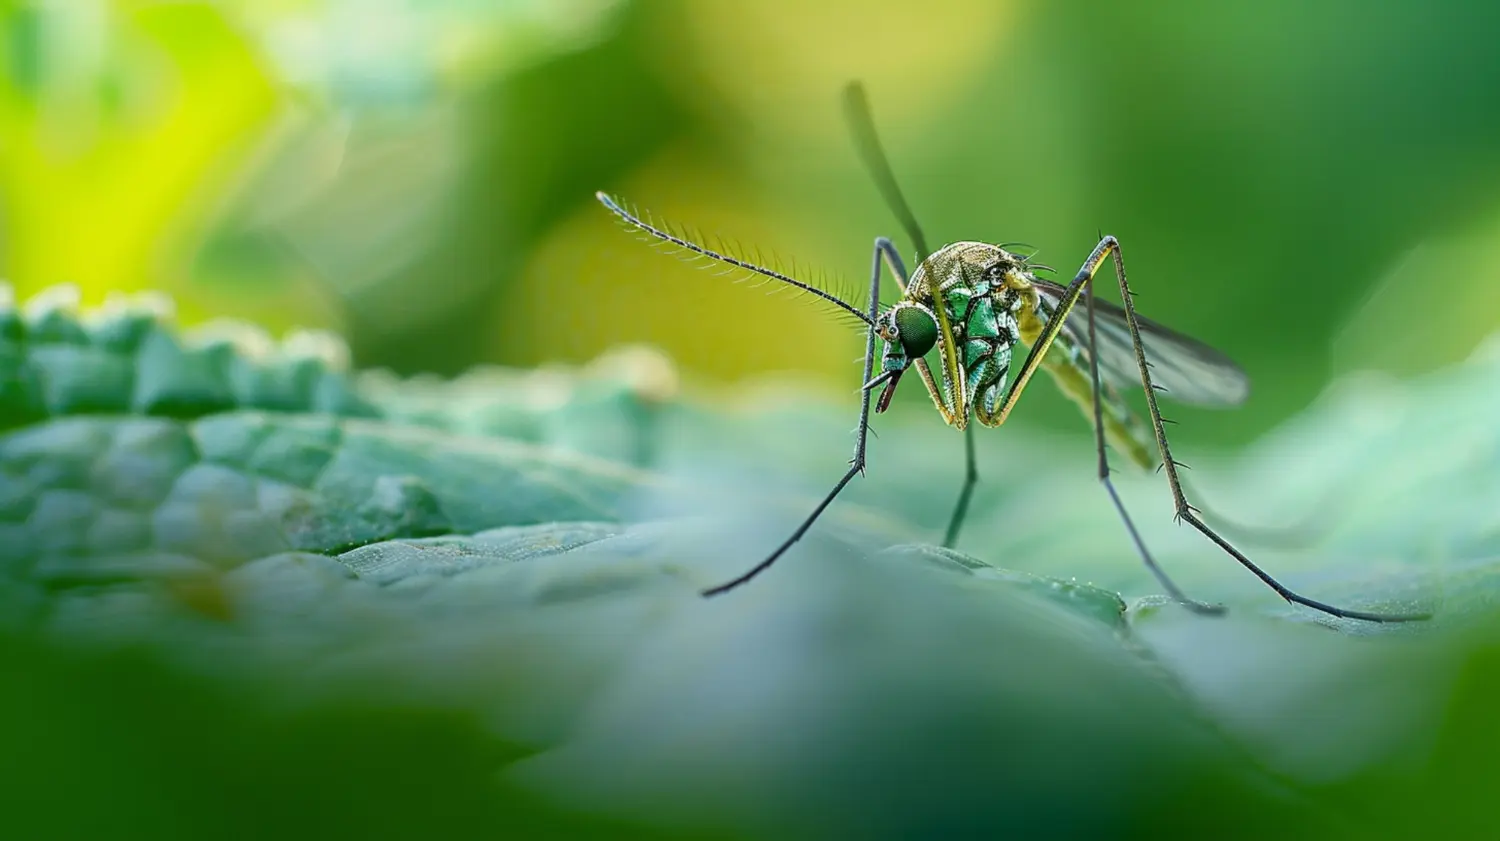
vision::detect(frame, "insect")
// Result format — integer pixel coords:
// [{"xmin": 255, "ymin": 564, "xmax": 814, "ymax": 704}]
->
[{"xmin": 595, "ymin": 82, "xmax": 1428, "ymax": 623}]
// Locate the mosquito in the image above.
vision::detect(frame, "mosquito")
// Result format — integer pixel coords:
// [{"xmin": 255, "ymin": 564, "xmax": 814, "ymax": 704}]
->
[{"xmin": 595, "ymin": 82, "xmax": 1428, "ymax": 623}]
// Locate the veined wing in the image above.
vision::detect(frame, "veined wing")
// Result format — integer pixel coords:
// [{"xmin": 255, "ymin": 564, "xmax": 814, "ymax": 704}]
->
[{"xmin": 1033, "ymin": 278, "xmax": 1249, "ymax": 407}]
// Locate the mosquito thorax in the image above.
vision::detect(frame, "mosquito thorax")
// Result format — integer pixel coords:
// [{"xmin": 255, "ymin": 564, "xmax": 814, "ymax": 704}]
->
[
  {"xmin": 895, "ymin": 240, "xmax": 1041, "ymax": 421},
  {"xmin": 911, "ymin": 242, "xmax": 1034, "ymax": 297}
]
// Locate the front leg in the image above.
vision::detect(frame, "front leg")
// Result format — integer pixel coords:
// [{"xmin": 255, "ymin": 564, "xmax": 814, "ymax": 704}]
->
[{"xmin": 701, "ymin": 236, "xmax": 896, "ymax": 596}]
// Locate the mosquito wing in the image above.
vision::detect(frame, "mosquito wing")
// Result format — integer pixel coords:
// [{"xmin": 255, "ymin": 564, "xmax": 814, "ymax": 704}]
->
[{"xmin": 1032, "ymin": 278, "xmax": 1249, "ymax": 407}]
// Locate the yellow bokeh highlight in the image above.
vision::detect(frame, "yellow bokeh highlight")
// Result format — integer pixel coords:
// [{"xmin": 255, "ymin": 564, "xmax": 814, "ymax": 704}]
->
[
  {"xmin": 0, "ymin": 2, "xmax": 277, "ymax": 312},
  {"xmin": 513, "ymin": 0, "xmax": 1020, "ymax": 386},
  {"xmin": 655, "ymin": 0, "xmax": 1017, "ymax": 144},
  {"xmin": 512, "ymin": 146, "xmax": 864, "ymax": 386}
]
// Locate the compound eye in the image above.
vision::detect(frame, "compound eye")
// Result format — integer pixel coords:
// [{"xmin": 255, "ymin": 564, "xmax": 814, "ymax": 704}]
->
[{"xmin": 894, "ymin": 306, "xmax": 937, "ymax": 358}]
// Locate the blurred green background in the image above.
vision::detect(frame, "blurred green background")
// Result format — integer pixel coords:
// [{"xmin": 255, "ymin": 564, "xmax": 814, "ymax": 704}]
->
[
  {"xmin": 7, "ymin": 5, "xmax": 1500, "ymax": 837},
  {"xmin": 5, "ymin": 0, "xmax": 1500, "ymax": 448}
]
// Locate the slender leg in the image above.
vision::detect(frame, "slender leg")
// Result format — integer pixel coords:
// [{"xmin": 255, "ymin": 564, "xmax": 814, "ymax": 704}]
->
[
  {"xmin": 702, "ymin": 237, "xmax": 897, "ymax": 596},
  {"xmin": 1080, "ymin": 254, "xmax": 1224, "ymax": 614},
  {"xmin": 1089, "ymin": 237, "xmax": 1429, "ymax": 623},
  {"xmin": 967, "ymin": 243, "xmax": 1217, "ymax": 612},
  {"xmin": 942, "ymin": 426, "xmax": 978, "ymax": 548},
  {"xmin": 874, "ymin": 237, "xmax": 910, "ymax": 293},
  {"xmin": 872, "ymin": 237, "xmax": 979, "ymax": 550},
  {"xmin": 846, "ymin": 83, "xmax": 981, "ymax": 551}
]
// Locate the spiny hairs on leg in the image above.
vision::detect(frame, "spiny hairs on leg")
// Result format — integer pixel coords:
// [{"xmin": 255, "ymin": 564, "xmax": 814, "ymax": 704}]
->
[
  {"xmin": 1074, "ymin": 244, "xmax": 1225, "ymax": 616},
  {"xmin": 1092, "ymin": 236, "xmax": 1429, "ymax": 624}
]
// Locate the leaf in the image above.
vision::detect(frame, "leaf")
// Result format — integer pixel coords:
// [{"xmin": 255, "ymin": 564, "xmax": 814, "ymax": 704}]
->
[
  {"xmin": 24, "ymin": 520, "xmax": 1296, "ymax": 840},
  {"xmin": 0, "ymin": 285, "xmax": 378, "ymax": 431},
  {"xmin": 6, "ymin": 284, "xmax": 1500, "ymax": 839},
  {"xmin": 0, "ymin": 629, "xmax": 673, "ymax": 841}
]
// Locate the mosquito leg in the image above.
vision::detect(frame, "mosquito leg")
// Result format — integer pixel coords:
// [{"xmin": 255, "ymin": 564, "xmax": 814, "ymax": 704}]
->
[
  {"xmin": 702, "ymin": 237, "xmax": 896, "ymax": 596},
  {"xmin": 848, "ymin": 84, "xmax": 979, "ymax": 548},
  {"xmin": 1093, "ymin": 236, "xmax": 1430, "ymax": 623},
  {"xmin": 941, "ymin": 425, "xmax": 978, "ymax": 548},
  {"xmin": 1078, "ymin": 250, "xmax": 1224, "ymax": 615},
  {"xmin": 871, "ymin": 235, "xmax": 977, "ymax": 549},
  {"xmin": 874, "ymin": 237, "xmax": 910, "ymax": 293}
]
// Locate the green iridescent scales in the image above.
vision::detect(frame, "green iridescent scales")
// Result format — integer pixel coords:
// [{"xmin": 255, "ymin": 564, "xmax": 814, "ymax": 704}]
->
[{"xmin": 935, "ymin": 262, "xmax": 1015, "ymax": 420}]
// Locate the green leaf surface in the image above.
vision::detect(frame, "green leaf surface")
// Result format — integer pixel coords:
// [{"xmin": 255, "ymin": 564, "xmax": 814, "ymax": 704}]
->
[
  {"xmin": 3, "ymin": 285, "xmax": 1500, "ymax": 839},
  {"xmin": 0, "ymin": 286, "xmax": 379, "ymax": 431}
]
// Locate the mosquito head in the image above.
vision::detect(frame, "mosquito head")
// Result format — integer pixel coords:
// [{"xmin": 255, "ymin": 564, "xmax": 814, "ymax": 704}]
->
[{"xmin": 866, "ymin": 303, "xmax": 938, "ymax": 412}]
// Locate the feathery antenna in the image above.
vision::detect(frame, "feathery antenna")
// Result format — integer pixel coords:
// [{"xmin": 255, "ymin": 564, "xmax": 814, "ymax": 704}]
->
[{"xmin": 596, "ymin": 192, "xmax": 874, "ymax": 328}]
